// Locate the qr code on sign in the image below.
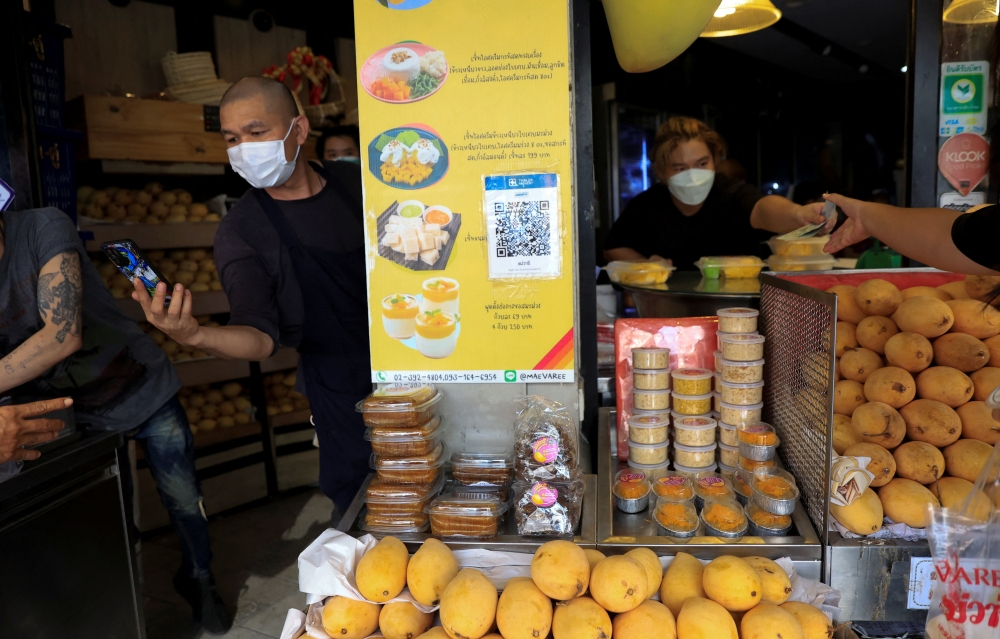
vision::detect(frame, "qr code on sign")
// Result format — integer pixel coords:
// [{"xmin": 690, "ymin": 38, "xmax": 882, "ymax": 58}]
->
[{"xmin": 493, "ymin": 200, "xmax": 551, "ymax": 258}]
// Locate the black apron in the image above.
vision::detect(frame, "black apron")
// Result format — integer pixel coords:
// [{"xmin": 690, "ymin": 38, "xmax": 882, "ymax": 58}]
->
[{"xmin": 253, "ymin": 163, "xmax": 373, "ymax": 511}]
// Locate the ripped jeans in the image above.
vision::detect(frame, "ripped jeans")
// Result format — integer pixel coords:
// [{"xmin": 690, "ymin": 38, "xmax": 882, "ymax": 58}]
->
[{"xmin": 118, "ymin": 395, "xmax": 213, "ymax": 579}]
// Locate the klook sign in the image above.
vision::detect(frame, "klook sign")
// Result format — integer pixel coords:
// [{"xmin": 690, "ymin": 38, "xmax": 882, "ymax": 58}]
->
[{"xmin": 938, "ymin": 132, "xmax": 990, "ymax": 196}]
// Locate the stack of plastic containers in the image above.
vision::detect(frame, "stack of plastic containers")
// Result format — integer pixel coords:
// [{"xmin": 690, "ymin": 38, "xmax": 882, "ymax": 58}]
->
[
  {"xmin": 356, "ymin": 384, "xmax": 445, "ymax": 533},
  {"xmin": 716, "ymin": 307, "xmax": 765, "ymax": 482},
  {"xmin": 670, "ymin": 368, "xmax": 715, "ymax": 476},
  {"xmin": 735, "ymin": 422, "xmax": 799, "ymax": 535},
  {"xmin": 627, "ymin": 347, "xmax": 671, "ymax": 483}
]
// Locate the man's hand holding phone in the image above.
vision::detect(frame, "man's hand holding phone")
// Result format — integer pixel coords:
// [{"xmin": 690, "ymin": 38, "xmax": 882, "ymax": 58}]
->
[{"xmin": 133, "ymin": 279, "xmax": 201, "ymax": 345}]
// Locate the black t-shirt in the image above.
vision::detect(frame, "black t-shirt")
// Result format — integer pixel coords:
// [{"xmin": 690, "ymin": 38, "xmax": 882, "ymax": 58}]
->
[
  {"xmin": 213, "ymin": 161, "xmax": 364, "ymax": 355},
  {"xmin": 951, "ymin": 204, "xmax": 1000, "ymax": 270},
  {"xmin": 604, "ymin": 174, "xmax": 770, "ymax": 270}
]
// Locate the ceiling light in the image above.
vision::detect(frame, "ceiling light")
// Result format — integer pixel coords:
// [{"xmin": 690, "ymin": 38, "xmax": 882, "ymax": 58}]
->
[
  {"xmin": 901, "ymin": 65, "xmax": 908, "ymax": 72},
  {"xmin": 943, "ymin": 0, "xmax": 998, "ymax": 23},
  {"xmin": 701, "ymin": 0, "xmax": 782, "ymax": 37},
  {"xmin": 772, "ymin": 182, "xmax": 779, "ymax": 189}
]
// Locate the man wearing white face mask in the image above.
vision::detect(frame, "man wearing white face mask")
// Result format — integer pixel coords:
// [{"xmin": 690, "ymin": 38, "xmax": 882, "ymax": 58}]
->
[
  {"xmin": 604, "ymin": 116, "xmax": 832, "ymax": 268},
  {"xmin": 133, "ymin": 77, "xmax": 371, "ymax": 516}
]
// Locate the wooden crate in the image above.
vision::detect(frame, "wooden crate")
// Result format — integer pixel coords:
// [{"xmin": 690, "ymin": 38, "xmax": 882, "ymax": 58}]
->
[
  {"xmin": 83, "ymin": 221, "xmax": 220, "ymax": 251},
  {"xmin": 68, "ymin": 95, "xmax": 228, "ymax": 164}
]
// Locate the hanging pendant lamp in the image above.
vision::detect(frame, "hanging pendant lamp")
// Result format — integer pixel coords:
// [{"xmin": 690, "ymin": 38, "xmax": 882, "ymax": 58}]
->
[
  {"xmin": 601, "ymin": 0, "xmax": 723, "ymax": 72},
  {"xmin": 700, "ymin": 0, "xmax": 782, "ymax": 37},
  {"xmin": 943, "ymin": 0, "xmax": 998, "ymax": 23}
]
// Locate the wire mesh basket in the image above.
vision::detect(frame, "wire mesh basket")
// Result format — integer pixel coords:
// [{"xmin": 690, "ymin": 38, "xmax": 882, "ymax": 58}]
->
[{"xmin": 759, "ymin": 273, "xmax": 837, "ymax": 540}]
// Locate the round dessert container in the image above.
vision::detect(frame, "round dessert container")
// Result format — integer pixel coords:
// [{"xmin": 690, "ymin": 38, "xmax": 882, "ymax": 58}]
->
[
  {"xmin": 700, "ymin": 495, "xmax": 748, "ymax": 538},
  {"xmin": 746, "ymin": 503, "xmax": 793, "ymax": 536},
  {"xmin": 674, "ymin": 461, "xmax": 717, "ymax": 477},
  {"xmin": 738, "ymin": 422, "xmax": 780, "ymax": 461},
  {"xmin": 713, "ymin": 391, "xmax": 722, "ymax": 413},
  {"xmin": 633, "ymin": 388, "xmax": 671, "ymax": 411},
  {"xmin": 751, "ymin": 467, "xmax": 800, "ymax": 516},
  {"xmin": 672, "ymin": 368, "xmax": 713, "ymax": 395},
  {"xmin": 718, "ymin": 462, "xmax": 737, "ymax": 482},
  {"xmin": 720, "ymin": 333, "xmax": 766, "ymax": 362},
  {"xmin": 720, "ymin": 380, "xmax": 765, "ymax": 406},
  {"xmin": 733, "ymin": 468, "xmax": 754, "ymax": 505},
  {"xmin": 613, "ymin": 469, "xmax": 651, "ymax": 514},
  {"xmin": 720, "ymin": 401, "xmax": 764, "ymax": 427},
  {"xmin": 673, "ymin": 442, "xmax": 718, "ymax": 468},
  {"xmin": 653, "ymin": 496, "xmax": 699, "ymax": 538},
  {"xmin": 632, "ymin": 347, "xmax": 670, "ymax": 370},
  {"xmin": 714, "ymin": 351, "xmax": 723, "ymax": 374},
  {"xmin": 651, "ymin": 473, "xmax": 695, "ymax": 500},
  {"xmin": 627, "ymin": 459, "xmax": 671, "ymax": 482},
  {"xmin": 629, "ymin": 441, "xmax": 669, "ymax": 466},
  {"xmin": 739, "ymin": 455, "xmax": 776, "ymax": 472},
  {"xmin": 718, "ymin": 307, "xmax": 759, "ymax": 333},
  {"xmin": 717, "ymin": 330, "xmax": 758, "ymax": 351},
  {"xmin": 718, "ymin": 421, "xmax": 739, "ymax": 447},
  {"xmin": 720, "ymin": 359, "xmax": 765, "ymax": 384},
  {"xmin": 673, "ymin": 416, "xmax": 717, "ymax": 447},
  {"xmin": 718, "ymin": 442, "xmax": 740, "ymax": 468},
  {"xmin": 693, "ymin": 471, "xmax": 733, "ymax": 509},
  {"xmin": 628, "ymin": 414, "xmax": 670, "ymax": 445},
  {"xmin": 633, "ymin": 368, "xmax": 671, "ymax": 390},
  {"xmin": 673, "ymin": 393, "xmax": 713, "ymax": 416}
]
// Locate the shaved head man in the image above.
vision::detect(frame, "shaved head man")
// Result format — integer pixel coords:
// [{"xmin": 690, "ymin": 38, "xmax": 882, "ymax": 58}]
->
[{"xmin": 136, "ymin": 77, "xmax": 372, "ymax": 516}]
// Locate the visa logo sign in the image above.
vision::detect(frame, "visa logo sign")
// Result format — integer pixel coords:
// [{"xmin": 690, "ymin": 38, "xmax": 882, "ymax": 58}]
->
[{"xmin": 945, "ymin": 119, "xmax": 960, "ymax": 125}]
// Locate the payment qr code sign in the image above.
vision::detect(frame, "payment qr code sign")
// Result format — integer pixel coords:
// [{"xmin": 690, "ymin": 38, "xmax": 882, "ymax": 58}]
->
[{"xmin": 484, "ymin": 173, "xmax": 561, "ymax": 279}]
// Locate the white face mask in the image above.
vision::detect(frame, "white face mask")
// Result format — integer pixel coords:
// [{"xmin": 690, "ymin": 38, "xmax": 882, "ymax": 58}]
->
[
  {"xmin": 228, "ymin": 119, "xmax": 300, "ymax": 189},
  {"xmin": 667, "ymin": 168, "xmax": 715, "ymax": 206}
]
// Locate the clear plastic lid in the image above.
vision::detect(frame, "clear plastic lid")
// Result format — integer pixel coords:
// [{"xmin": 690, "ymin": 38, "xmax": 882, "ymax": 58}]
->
[
  {"xmin": 358, "ymin": 385, "xmax": 442, "ymax": 412},
  {"xmin": 719, "ymin": 442, "xmax": 739, "ymax": 453},
  {"xmin": 366, "ymin": 415, "xmax": 444, "ymax": 442},
  {"xmin": 767, "ymin": 235, "xmax": 830, "ymax": 252},
  {"xmin": 674, "ymin": 416, "xmax": 717, "ymax": 431},
  {"xmin": 718, "ymin": 461, "xmax": 737, "ymax": 476},
  {"xmin": 605, "ymin": 260, "xmax": 676, "ymax": 283},
  {"xmin": 737, "ymin": 422, "xmax": 779, "ymax": 446},
  {"xmin": 426, "ymin": 493, "xmax": 509, "ymax": 517},
  {"xmin": 366, "ymin": 475, "xmax": 445, "ymax": 503},
  {"xmin": 361, "ymin": 514, "xmax": 430, "ymax": 533},
  {"xmin": 719, "ymin": 380, "xmax": 765, "ymax": 389},
  {"xmin": 449, "ymin": 451, "xmax": 514, "ymax": 470},
  {"xmin": 693, "ymin": 472, "xmax": 732, "ymax": 498},
  {"xmin": 751, "ymin": 467, "xmax": 800, "ymax": 499},
  {"xmin": 700, "ymin": 495, "xmax": 748, "ymax": 530},
  {"xmin": 766, "ymin": 254, "xmax": 836, "ymax": 270},
  {"xmin": 632, "ymin": 347, "xmax": 670, "ymax": 355},
  {"xmin": 696, "ymin": 256, "xmax": 765, "ymax": 267},
  {"xmin": 653, "ymin": 497, "xmax": 699, "ymax": 531},
  {"xmin": 718, "ymin": 421, "xmax": 736, "ymax": 431},
  {"xmin": 720, "ymin": 401, "xmax": 765, "ymax": 411},
  {"xmin": 628, "ymin": 414, "xmax": 670, "ymax": 429},
  {"xmin": 720, "ymin": 359, "xmax": 765, "ymax": 368},
  {"xmin": 674, "ymin": 461, "xmax": 717, "ymax": 475},
  {"xmin": 628, "ymin": 440, "xmax": 670, "ymax": 450},
  {"xmin": 632, "ymin": 408, "xmax": 671, "ymax": 419},
  {"xmin": 652, "ymin": 473, "xmax": 694, "ymax": 496},
  {"xmin": 717, "ymin": 330, "xmax": 759, "ymax": 338},
  {"xmin": 672, "ymin": 392, "xmax": 713, "ymax": 401},
  {"xmin": 672, "ymin": 368, "xmax": 713, "ymax": 381},
  {"xmin": 674, "ymin": 441, "xmax": 718, "ymax": 453},
  {"xmin": 614, "ymin": 469, "xmax": 651, "ymax": 499},
  {"xmin": 627, "ymin": 460, "xmax": 671, "ymax": 482},
  {"xmin": 720, "ymin": 333, "xmax": 766, "ymax": 345},
  {"xmin": 633, "ymin": 388, "xmax": 672, "ymax": 396},
  {"xmin": 671, "ymin": 410, "xmax": 712, "ymax": 422},
  {"xmin": 718, "ymin": 307, "xmax": 760, "ymax": 318},
  {"xmin": 371, "ymin": 442, "xmax": 446, "ymax": 470},
  {"xmin": 633, "ymin": 368, "xmax": 671, "ymax": 375},
  {"xmin": 711, "ymin": 411, "xmax": 722, "ymax": 421}
]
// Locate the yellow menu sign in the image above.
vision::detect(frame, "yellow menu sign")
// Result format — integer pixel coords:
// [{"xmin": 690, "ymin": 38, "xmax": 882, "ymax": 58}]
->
[{"xmin": 354, "ymin": 0, "xmax": 576, "ymax": 384}]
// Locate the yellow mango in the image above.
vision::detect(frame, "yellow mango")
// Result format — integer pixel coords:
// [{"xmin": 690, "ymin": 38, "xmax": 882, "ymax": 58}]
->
[
  {"xmin": 415, "ymin": 629, "xmax": 449, "ymax": 639},
  {"xmin": 677, "ymin": 597, "xmax": 739, "ymax": 639},
  {"xmin": 702, "ymin": 556, "xmax": 762, "ymax": 612},
  {"xmin": 584, "ymin": 549, "xmax": 606, "ymax": 572},
  {"xmin": 551, "ymin": 596, "xmax": 611, "ymax": 639},
  {"xmin": 612, "ymin": 599, "xmax": 677, "ymax": 639},
  {"xmin": 407, "ymin": 538, "xmax": 459, "ymax": 607},
  {"xmin": 780, "ymin": 602, "xmax": 834, "ymax": 639},
  {"xmin": 439, "ymin": 569, "xmax": 497, "ymax": 639},
  {"xmin": 830, "ymin": 488, "xmax": 883, "ymax": 535},
  {"xmin": 744, "ymin": 557, "xmax": 792, "ymax": 605},
  {"xmin": 659, "ymin": 552, "xmax": 706, "ymax": 618},
  {"xmin": 379, "ymin": 602, "xmax": 433, "ymax": 639},
  {"xmin": 356, "ymin": 536, "xmax": 409, "ymax": 603},
  {"xmin": 589, "ymin": 555, "xmax": 647, "ymax": 613},
  {"xmin": 530, "ymin": 540, "xmax": 590, "ymax": 600},
  {"xmin": 321, "ymin": 596, "xmax": 381, "ymax": 639},
  {"xmin": 741, "ymin": 602, "xmax": 804, "ymax": 639},
  {"xmin": 626, "ymin": 547, "xmax": 663, "ymax": 600},
  {"xmin": 496, "ymin": 577, "xmax": 552, "ymax": 639}
]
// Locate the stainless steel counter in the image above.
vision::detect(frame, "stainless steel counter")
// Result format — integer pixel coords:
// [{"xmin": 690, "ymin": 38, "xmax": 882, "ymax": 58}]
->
[{"xmin": 338, "ymin": 474, "xmax": 598, "ymax": 552}]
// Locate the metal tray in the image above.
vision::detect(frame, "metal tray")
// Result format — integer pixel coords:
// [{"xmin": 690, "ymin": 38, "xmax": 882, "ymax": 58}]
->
[
  {"xmin": 338, "ymin": 473, "xmax": 598, "ymax": 552},
  {"xmin": 597, "ymin": 408, "xmax": 822, "ymax": 578}
]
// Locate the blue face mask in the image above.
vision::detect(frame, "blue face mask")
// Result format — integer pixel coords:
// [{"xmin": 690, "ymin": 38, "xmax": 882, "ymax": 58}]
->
[{"xmin": 334, "ymin": 156, "xmax": 361, "ymax": 165}]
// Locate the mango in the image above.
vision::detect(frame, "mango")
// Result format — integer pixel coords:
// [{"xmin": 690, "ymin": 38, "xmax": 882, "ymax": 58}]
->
[
  {"xmin": 947, "ymin": 299, "xmax": 1000, "ymax": 338},
  {"xmin": 931, "ymin": 476, "xmax": 993, "ymax": 522},
  {"xmin": 408, "ymin": 538, "xmax": 459, "ymax": 606},
  {"xmin": 830, "ymin": 487, "xmax": 883, "ymax": 535},
  {"xmin": 956, "ymin": 401, "xmax": 1000, "ymax": 444},
  {"xmin": 893, "ymin": 441, "xmax": 946, "ymax": 485},
  {"xmin": 356, "ymin": 536, "xmax": 409, "ymax": 602},
  {"xmin": 938, "ymin": 281, "xmax": 970, "ymax": 300},
  {"xmin": 625, "ymin": 548, "xmax": 663, "ymax": 600},
  {"xmin": 892, "ymin": 297, "xmax": 954, "ymax": 338},
  {"xmin": 856, "ymin": 315, "xmax": 900, "ymax": 354},
  {"xmin": 833, "ymin": 414, "xmax": 860, "ymax": 454},
  {"xmin": 840, "ymin": 347, "xmax": 883, "ymax": 383},
  {"xmin": 702, "ymin": 556, "xmax": 762, "ymax": 612},
  {"xmin": 964, "ymin": 275, "xmax": 1000, "ymax": 302},
  {"xmin": 744, "ymin": 557, "xmax": 792, "ymax": 605},
  {"xmin": 321, "ymin": 596, "xmax": 381, "ymax": 639},
  {"xmin": 877, "ymin": 478, "xmax": 939, "ymax": 528},
  {"xmin": 781, "ymin": 602, "xmax": 834, "ymax": 639},
  {"xmin": 835, "ymin": 321, "xmax": 859, "ymax": 357},
  {"xmin": 589, "ymin": 555, "xmax": 647, "ymax": 613},
  {"xmin": 900, "ymin": 399, "xmax": 962, "ymax": 447},
  {"xmin": 496, "ymin": 577, "xmax": 552, "ymax": 639},
  {"xmin": 864, "ymin": 367, "xmax": 916, "ymax": 408},
  {"xmin": 844, "ymin": 442, "xmax": 896, "ymax": 487},
  {"xmin": 943, "ymin": 439, "xmax": 993, "ymax": 483},
  {"xmin": 677, "ymin": 597, "xmax": 739, "ymax": 639},
  {"xmin": 827, "ymin": 285, "xmax": 869, "ymax": 324},
  {"xmin": 584, "ymin": 549, "xmax": 606, "ymax": 572},
  {"xmin": 856, "ymin": 279, "xmax": 902, "ymax": 316},
  {"xmin": 613, "ymin": 599, "xmax": 677, "ymax": 639},
  {"xmin": 659, "ymin": 552, "xmax": 706, "ymax": 618},
  {"xmin": 834, "ymin": 380, "xmax": 866, "ymax": 416},
  {"xmin": 932, "ymin": 333, "xmax": 989, "ymax": 372},
  {"xmin": 983, "ymin": 335, "xmax": 1000, "ymax": 367},
  {"xmin": 852, "ymin": 401, "xmax": 906, "ymax": 449},
  {"xmin": 741, "ymin": 602, "xmax": 804, "ymax": 639},
  {"xmin": 551, "ymin": 596, "xmax": 611, "ymax": 639},
  {"xmin": 530, "ymin": 540, "xmax": 590, "ymax": 601},
  {"xmin": 379, "ymin": 602, "xmax": 434, "ymax": 639},
  {"xmin": 916, "ymin": 366, "xmax": 974, "ymax": 407},
  {"xmin": 884, "ymin": 332, "xmax": 934, "ymax": 373},
  {"xmin": 969, "ymin": 367, "xmax": 1000, "ymax": 401},
  {"xmin": 415, "ymin": 628, "xmax": 449, "ymax": 639},
  {"xmin": 902, "ymin": 286, "xmax": 952, "ymax": 302},
  {"xmin": 439, "ymin": 569, "xmax": 498, "ymax": 639}
]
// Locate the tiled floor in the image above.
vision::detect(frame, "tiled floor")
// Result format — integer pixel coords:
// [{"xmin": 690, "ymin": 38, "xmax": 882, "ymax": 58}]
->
[{"xmin": 142, "ymin": 488, "xmax": 333, "ymax": 639}]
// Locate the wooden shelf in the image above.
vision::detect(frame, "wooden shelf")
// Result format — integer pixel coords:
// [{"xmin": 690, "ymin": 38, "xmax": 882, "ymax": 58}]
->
[
  {"xmin": 261, "ymin": 347, "xmax": 299, "ymax": 373},
  {"xmin": 116, "ymin": 289, "xmax": 229, "ymax": 321},
  {"xmin": 192, "ymin": 420, "xmax": 262, "ymax": 450},
  {"xmin": 174, "ymin": 357, "xmax": 250, "ymax": 386},
  {"xmin": 83, "ymin": 221, "xmax": 220, "ymax": 251},
  {"xmin": 270, "ymin": 408, "xmax": 311, "ymax": 428},
  {"xmin": 69, "ymin": 95, "xmax": 228, "ymax": 164}
]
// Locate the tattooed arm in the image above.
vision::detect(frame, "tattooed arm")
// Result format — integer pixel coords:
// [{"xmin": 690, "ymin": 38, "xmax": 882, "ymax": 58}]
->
[{"xmin": 0, "ymin": 250, "xmax": 84, "ymax": 394}]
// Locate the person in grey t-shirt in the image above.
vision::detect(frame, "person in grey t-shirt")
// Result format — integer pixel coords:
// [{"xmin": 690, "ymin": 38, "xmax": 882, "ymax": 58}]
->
[{"xmin": 0, "ymin": 208, "xmax": 230, "ymax": 634}]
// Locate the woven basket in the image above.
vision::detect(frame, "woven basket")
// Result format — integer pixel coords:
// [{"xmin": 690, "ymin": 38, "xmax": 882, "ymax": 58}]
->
[
  {"xmin": 165, "ymin": 78, "xmax": 232, "ymax": 106},
  {"xmin": 162, "ymin": 51, "xmax": 218, "ymax": 87}
]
